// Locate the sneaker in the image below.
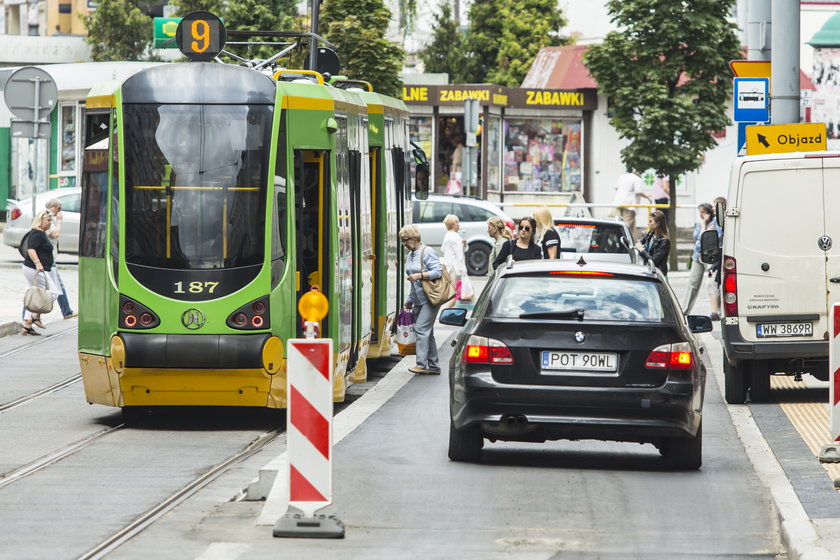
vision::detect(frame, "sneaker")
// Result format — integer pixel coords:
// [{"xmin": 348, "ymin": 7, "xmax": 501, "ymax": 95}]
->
[{"xmin": 64, "ymin": 313, "xmax": 78, "ymax": 319}]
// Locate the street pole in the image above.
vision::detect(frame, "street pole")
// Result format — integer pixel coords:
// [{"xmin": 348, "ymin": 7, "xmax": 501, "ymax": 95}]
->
[
  {"xmin": 747, "ymin": 0, "xmax": 771, "ymax": 61},
  {"xmin": 309, "ymin": 0, "xmax": 322, "ymax": 72},
  {"xmin": 770, "ymin": 0, "xmax": 800, "ymax": 124}
]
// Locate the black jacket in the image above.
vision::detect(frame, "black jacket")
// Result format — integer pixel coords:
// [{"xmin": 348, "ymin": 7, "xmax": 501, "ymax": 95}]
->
[{"xmin": 638, "ymin": 231, "xmax": 670, "ymax": 276}]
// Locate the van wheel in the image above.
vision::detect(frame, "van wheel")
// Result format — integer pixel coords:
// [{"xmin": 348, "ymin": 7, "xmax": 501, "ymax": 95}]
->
[
  {"xmin": 466, "ymin": 243, "xmax": 491, "ymax": 276},
  {"xmin": 724, "ymin": 360, "xmax": 747, "ymax": 404},
  {"xmin": 663, "ymin": 421, "xmax": 702, "ymax": 470},
  {"xmin": 448, "ymin": 420, "xmax": 483, "ymax": 462},
  {"xmin": 748, "ymin": 360, "xmax": 772, "ymax": 403}
]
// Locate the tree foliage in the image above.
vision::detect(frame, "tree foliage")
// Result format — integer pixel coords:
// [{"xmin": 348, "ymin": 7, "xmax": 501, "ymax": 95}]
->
[
  {"xmin": 83, "ymin": 0, "xmax": 154, "ymax": 61},
  {"xmin": 418, "ymin": 2, "xmax": 463, "ymax": 76},
  {"xmin": 320, "ymin": 0, "xmax": 405, "ymax": 97},
  {"xmin": 583, "ymin": 0, "xmax": 741, "ymax": 267},
  {"xmin": 456, "ymin": 0, "xmax": 568, "ymax": 85},
  {"xmin": 223, "ymin": 0, "xmax": 299, "ymax": 61},
  {"xmin": 169, "ymin": 0, "xmax": 223, "ymax": 16}
]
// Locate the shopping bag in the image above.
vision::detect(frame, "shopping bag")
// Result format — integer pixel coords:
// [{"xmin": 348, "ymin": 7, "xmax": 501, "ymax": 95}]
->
[
  {"xmin": 23, "ymin": 271, "xmax": 54, "ymax": 314},
  {"xmin": 396, "ymin": 309, "xmax": 417, "ymax": 355},
  {"xmin": 445, "ymin": 177, "xmax": 462, "ymax": 195},
  {"xmin": 459, "ymin": 275, "xmax": 475, "ymax": 301}
]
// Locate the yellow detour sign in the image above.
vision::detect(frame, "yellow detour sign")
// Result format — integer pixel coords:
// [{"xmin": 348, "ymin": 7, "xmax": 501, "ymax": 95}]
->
[{"xmin": 745, "ymin": 123, "xmax": 827, "ymax": 155}]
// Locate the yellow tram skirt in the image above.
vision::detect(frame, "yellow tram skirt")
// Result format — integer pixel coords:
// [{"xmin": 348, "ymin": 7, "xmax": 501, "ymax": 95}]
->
[{"xmin": 118, "ymin": 367, "xmax": 274, "ymax": 407}]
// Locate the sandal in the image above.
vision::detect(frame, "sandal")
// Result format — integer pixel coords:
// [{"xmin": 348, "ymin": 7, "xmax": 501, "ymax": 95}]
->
[
  {"xmin": 21, "ymin": 327, "xmax": 41, "ymax": 336},
  {"xmin": 32, "ymin": 319, "xmax": 46, "ymax": 329}
]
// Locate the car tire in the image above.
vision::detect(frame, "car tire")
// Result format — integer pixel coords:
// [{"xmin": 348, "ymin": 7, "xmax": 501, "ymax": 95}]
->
[
  {"xmin": 724, "ymin": 360, "xmax": 747, "ymax": 404},
  {"xmin": 448, "ymin": 420, "xmax": 483, "ymax": 462},
  {"xmin": 663, "ymin": 421, "xmax": 702, "ymax": 470},
  {"xmin": 466, "ymin": 243, "xmax": 491, "ymax": 276},
  {"xmin": 748, "ymin": 360, "xmax": 772, "ymax": 403}
]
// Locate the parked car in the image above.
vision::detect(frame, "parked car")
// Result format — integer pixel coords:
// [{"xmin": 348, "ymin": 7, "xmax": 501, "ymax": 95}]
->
[
  {"xmin": 4, "ymin": 187, "xmax": 81, "ymax": 254},
  {"xmin": 440, "ymin": 258, "xmax": 712, "ymax": 469},
  {"xmin": 412, "ymin": 194, "xmax": 514, "ymax": 276},
  {"xmin": 554, "ymin": 216, "xmax": 635, "ymax": 262}
]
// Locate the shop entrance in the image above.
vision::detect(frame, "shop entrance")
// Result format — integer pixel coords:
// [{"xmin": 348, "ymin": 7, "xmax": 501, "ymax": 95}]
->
[{"xmin": 436, "ymin": 116, "xmax": 478, "ymax": 196}]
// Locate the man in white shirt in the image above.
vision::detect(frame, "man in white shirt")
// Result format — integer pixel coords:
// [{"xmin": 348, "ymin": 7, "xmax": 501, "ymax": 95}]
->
[{"xmin": 610, "ymin": 170, "xmax": 652, "ymax": 241}]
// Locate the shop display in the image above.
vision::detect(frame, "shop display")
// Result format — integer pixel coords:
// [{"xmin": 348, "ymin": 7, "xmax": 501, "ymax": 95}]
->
[
  {"xmin": 60, "ymin": 104, "xmax": 77, "ymax": 173},
  {"xmin": 503, "ymin": 119, "xmax": 581, "ymax": 193}
]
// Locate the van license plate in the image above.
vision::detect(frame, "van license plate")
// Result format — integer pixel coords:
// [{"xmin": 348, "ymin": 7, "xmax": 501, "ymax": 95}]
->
[
  {"xmin": 756, "ymin": 323, "xmax": 813, "ymax": 338},
  {"xmin": 541, "ymin": 351, "xmax": 617, "ymax": 373}
]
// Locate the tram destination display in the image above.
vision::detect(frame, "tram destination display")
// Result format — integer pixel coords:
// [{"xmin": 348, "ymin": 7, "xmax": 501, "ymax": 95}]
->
[{"xmin": 176, "ymin": 11, "xmax": 226, "ymax": 61}]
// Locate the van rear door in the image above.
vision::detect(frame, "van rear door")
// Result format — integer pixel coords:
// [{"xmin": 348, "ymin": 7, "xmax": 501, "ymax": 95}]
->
[
  {"xmin": 819, "ymin": 158, "xmax": 840, "ymax": 336},
  {"xmin": 734, "ymin": 158, "xmax": 825, "ymax": 343}
]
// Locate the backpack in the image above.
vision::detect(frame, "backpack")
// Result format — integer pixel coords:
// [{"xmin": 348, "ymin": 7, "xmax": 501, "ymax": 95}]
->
[{"xmin": 18, "ymin": 230, "xmax": 32, "ymax": 259}]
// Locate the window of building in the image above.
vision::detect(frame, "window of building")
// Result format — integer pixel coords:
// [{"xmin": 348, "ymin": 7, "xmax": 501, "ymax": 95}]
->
[
  {"xmin": 59, "ymin": 103, "xmax": 80, "ymax": 175},
  {"xmin": 503, "ymin": 118, "xmax": 582, "ymax": 193}
]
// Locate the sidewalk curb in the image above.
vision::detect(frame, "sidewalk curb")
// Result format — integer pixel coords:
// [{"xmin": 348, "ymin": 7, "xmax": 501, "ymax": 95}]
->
[
  {"xmin": 701, "ymin": 332, "xmax": 832, "ymax": 560},
  {"xmin": 0, "ymin": 321, "xmax": 22, "ymax": 338}
]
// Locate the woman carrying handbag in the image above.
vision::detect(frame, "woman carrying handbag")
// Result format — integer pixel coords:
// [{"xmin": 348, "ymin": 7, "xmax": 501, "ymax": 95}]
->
[{"xmin": 21, "ymin": 211, "xmax": 60, "ymax": 335}]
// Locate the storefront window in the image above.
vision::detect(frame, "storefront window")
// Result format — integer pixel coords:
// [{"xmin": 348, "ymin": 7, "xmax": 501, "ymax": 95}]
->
[
  {"xmin": 60, "ymin": 103, "xmax": 78, "ymax": 173},
  {"xmin": 486, "ymin": 116, "xmax": 502, "ymax": 192},
  {"xmin": 503, "ymin": 119, "xmax": 582, "ymax": 193}
]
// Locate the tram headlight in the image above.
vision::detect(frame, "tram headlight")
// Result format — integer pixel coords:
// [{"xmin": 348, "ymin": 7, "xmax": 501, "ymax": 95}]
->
[
  {"xmin": 226, "ymin": 296, "xmax": 270, "ymax": 331},
  {"xmin": 119, "ymin": 295, "xmax": 160, "ymax": 330}
]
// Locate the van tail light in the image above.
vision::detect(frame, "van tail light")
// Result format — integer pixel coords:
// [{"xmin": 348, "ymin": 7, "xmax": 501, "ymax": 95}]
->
[
  {"xmin": 462, "ymin": 335, "xmax": 514, "ymax": 365},
  {"xmin": 722, "ymin": 256, "xmax": 738, "ymax": 317},
  {"xmin": 645, "ymin": 342, "xmax": 694, "ymax": 371},
  {"xmin": 10, "ymin": 208, "xmax": 21, "ymax": 221}
]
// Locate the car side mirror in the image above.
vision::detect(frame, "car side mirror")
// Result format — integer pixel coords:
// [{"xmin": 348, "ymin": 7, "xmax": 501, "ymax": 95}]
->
[
  {"xmin": 438, "ymin": 307, "xmax": 467, "ymax": 326},
  {"xmin": 687, "ymin": 315, "xmax": 713, "ymax": 333},
  {"xmin": 699, "ymin": 230, "xmax": 720, "ymax": 265}
]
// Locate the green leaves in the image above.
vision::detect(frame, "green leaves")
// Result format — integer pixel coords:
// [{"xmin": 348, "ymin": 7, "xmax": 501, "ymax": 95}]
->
[
  {"xmin": 83, "ymin": 0, "xmax": 154, "ymax": 61},
  {"xmin": 418, "ymin": 2, "xmax": 463, "ymax": 76}
]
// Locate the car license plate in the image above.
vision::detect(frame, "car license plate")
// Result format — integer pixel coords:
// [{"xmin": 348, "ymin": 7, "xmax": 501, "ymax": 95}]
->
[
  {"xmin": 756, "ymin": 322, "xmax": 813, "ymax": 338},
  {"xmin": 541, "ymin": 351, "xmax": 617, "ymax": 373}
]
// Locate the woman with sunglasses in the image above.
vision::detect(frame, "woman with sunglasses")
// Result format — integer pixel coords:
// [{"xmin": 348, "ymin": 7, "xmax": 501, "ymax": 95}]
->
[
  {"xmin": 399, "ymin": 224, "xmax": 443, "ymax": 375},
  {"xmin": 634, "ymin": 210, "xmax": 671, "ymax": 277},
  {"xmin": 492, "ymin": 217, "xmax": 543, "ymax": 270}
]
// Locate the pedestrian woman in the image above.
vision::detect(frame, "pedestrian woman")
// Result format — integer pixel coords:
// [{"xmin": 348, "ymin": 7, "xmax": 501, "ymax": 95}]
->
[
  {"xmin": 486, "ymin": 216, "xmax": 513, "ymax": 276},
  {"xmin": 400, "ymin": 224, "xmax": 442, "ymax": 375},
  {"xmin": 534, "ymin": 206, "xmax": 560, "ymax": 259},
  {"xmin": 492, "ymin": 217, "xmax": 543, "ymax": 270},
  {"xmin": 635, "ymin": 209, "xmax": 671, "ymax": 277},
  {"xmin": 21, "ymin": 211, "xmax": 59, "ymax": 335},
  {"xmin": 440, "ymin": 214, "xmax": 468, "ymax": 308},
  {"xmin": 683, "ymin": 203, "xmax": 721, "ymax": 313},
  {"xmin": 708, "ymin": 196, "xmax": 727, "ymax": 320}
]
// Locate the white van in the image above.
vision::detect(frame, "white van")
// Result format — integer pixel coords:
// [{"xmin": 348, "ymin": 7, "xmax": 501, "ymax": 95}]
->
[{"xmin": 701, "ymin": 151, "xmax": 840, "ymax": 404}]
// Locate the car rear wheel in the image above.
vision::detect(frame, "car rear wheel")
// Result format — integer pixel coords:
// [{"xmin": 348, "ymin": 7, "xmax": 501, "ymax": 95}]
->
[
  {"xmin": 466, "ymin": 243, "xmax": 491, "ymax": 276},
  {"xmin": 448, "ymin": 420, "xmax": 483, "ymax": 462},
  {"xmin": 748, "ymin": 360, "xmax": 772, "ymax": 403},
  {"xmin": 663, "ymin": 421, "xmax": 702, "ymax": 470},
  {"xmin": 724, "ymin": 360, "xmax": 747, "ymax": 404}
]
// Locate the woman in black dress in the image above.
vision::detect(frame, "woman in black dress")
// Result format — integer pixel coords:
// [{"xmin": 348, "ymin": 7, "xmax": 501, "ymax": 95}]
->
[
  {"xmin": 635, "ymin": 210, "xmax": 671, "ymax": 277},
  {"xmin": 492, "ymin": 217, "xmax": 543, "ymax": 270},
  {"xmin": 21, "ymin": 211, "xmax": 57, "ymax": 335}
]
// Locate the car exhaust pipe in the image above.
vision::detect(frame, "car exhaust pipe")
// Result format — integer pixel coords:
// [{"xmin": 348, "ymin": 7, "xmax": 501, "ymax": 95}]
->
[
  {"xmin": 515, "ymin": 415, "xmax": 527, "ymax": 425},
  {"xmin": 504, "ymin": 415, "xmax": 517, "ymax": 425}
]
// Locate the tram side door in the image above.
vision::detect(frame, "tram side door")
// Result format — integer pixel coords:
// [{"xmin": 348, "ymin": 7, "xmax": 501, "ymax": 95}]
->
[{"xmin": 293, "ymin": 150, "xmax": 333, "ymax": 339}]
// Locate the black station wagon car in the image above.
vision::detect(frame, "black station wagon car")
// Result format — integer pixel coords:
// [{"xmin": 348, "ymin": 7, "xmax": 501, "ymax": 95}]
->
[{"xmin": 440, "ymin": 258, "xmax": 712, "ymax": 469}]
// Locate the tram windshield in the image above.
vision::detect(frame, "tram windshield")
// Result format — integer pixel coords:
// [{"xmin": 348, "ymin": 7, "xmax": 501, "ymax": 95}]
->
[{"xmin": 123, "ymin": 103, "xmax": 272, "ymax": 269}]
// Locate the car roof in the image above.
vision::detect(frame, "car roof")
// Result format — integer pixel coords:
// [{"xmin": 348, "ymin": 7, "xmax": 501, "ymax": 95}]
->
[
  {"xmin": 498, "ymin": 258, "xmax": 658, "ymax": 280},
  {"xmin": 414, "ymin": 194, "xmax": 512, "ymax": 217},
  {"xmin": 12, "ymin": 186, "xmax": 81, "ymax": 204}
]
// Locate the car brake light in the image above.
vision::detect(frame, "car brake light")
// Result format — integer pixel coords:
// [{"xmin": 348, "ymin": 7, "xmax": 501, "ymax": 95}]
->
[
  {"xmin": 645, "ymin": 342, "xmax": 693, "ymax": 371},
  {"xmin": 556, "ymin": 223, "xmax": 595, "ymax": 228},
  {"xmin": 10, "ymin": 208, "xmax": 21, "ymax": 221},
  {"xmin": 462, "ymin": 335, "xmax": 514, "ymax": 365},
  {"xmin": 549, "ymin": 271, "xmax": 614, "ymax": 276},
  {"xmin": 722, "ymin": 256, "xmax": 738, "ymax": 317}
]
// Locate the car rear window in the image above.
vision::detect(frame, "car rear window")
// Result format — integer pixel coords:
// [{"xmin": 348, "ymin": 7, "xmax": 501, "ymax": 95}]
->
[
  {"xmin": 464, "ymin": 205, "xmax": 497, "ymax": 222},
  {"xmin": 415, "ymin": 200, "xmax": 456, "ymax": 223},
  {"xmin": 554, "ymin": 222, "xmax": 627, "ymax": 254},
  {"xmin": 490, "ymin": 275, "xmax": 674, "ymax": 322}
]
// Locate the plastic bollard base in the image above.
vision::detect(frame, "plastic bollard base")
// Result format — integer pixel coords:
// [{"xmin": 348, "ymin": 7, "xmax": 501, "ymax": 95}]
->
[{"xmin": 273, "ymin": 513, "xmax": 345, "ymax": 539}]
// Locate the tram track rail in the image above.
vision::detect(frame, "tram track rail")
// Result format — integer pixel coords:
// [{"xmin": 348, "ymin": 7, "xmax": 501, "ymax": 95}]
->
[
  {"xmin": 0, "ymin": 326, "xmax": 77, "ymax": 360},
  {"xmin": 78, "ymin": 427, "xmax": 285, "ymax": 560},
  {"xmin": 0, "ymin": 425, "xmax": 125, "ymax": 489},
  {"xmin": 0, "ymin": 373, "xmax": 83, "ymax": 413}
]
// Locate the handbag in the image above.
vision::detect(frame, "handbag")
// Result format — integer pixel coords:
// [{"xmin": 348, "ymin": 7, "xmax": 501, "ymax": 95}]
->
[
  {"xmin": 396, "ymin": 309, "xmax": 417, "ymax": 355},
  {"xmin": 419, "ymin": 247, "xmax": 456, "ymax": 306},
  {"xmin": 24, "ymin": 271, "xmax": 54, "ymax": 314}
]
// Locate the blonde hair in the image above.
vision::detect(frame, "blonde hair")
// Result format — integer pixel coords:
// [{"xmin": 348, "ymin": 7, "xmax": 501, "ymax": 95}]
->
[
  {"xmin": 534, "ymin": 206, "xmax": 554, "ymax": 239},
  {"xmin": 486, "ymin": 216, "xmax": 512, "ymax": 240},
  {"xmin": 442, "ymin": 214, "xmax": 460, "ymax": 230},
  {"xmin": 399, "ymin": 224, "xmax": 421, "ymax": 240},
  {"xmin": 31, "ymin": 210, "xmax": 51, "ymax": 229}
]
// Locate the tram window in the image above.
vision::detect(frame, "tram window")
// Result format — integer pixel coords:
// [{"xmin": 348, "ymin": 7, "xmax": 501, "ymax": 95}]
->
[
  {"xmin": 110, "ymin": 117, "xmax": 120, "ymax": 281},
  {"xmin": 80, "ymin": 111, "xmax": 111, "ymax": 258},
  {"xmin": 272, "ymin": 112, "xmax": 287, "ymax": 287}
]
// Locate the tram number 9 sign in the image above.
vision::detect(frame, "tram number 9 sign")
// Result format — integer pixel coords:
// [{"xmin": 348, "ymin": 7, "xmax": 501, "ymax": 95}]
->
[{"xmin": 176, "ymin": 11, "xmax": 226, "ymax": 61}]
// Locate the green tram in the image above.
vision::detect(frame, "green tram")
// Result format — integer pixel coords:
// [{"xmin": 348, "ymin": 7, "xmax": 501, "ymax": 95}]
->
[{"xmin": 77, "ymin": 62, "xmax": 425, "ymax": 413}]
